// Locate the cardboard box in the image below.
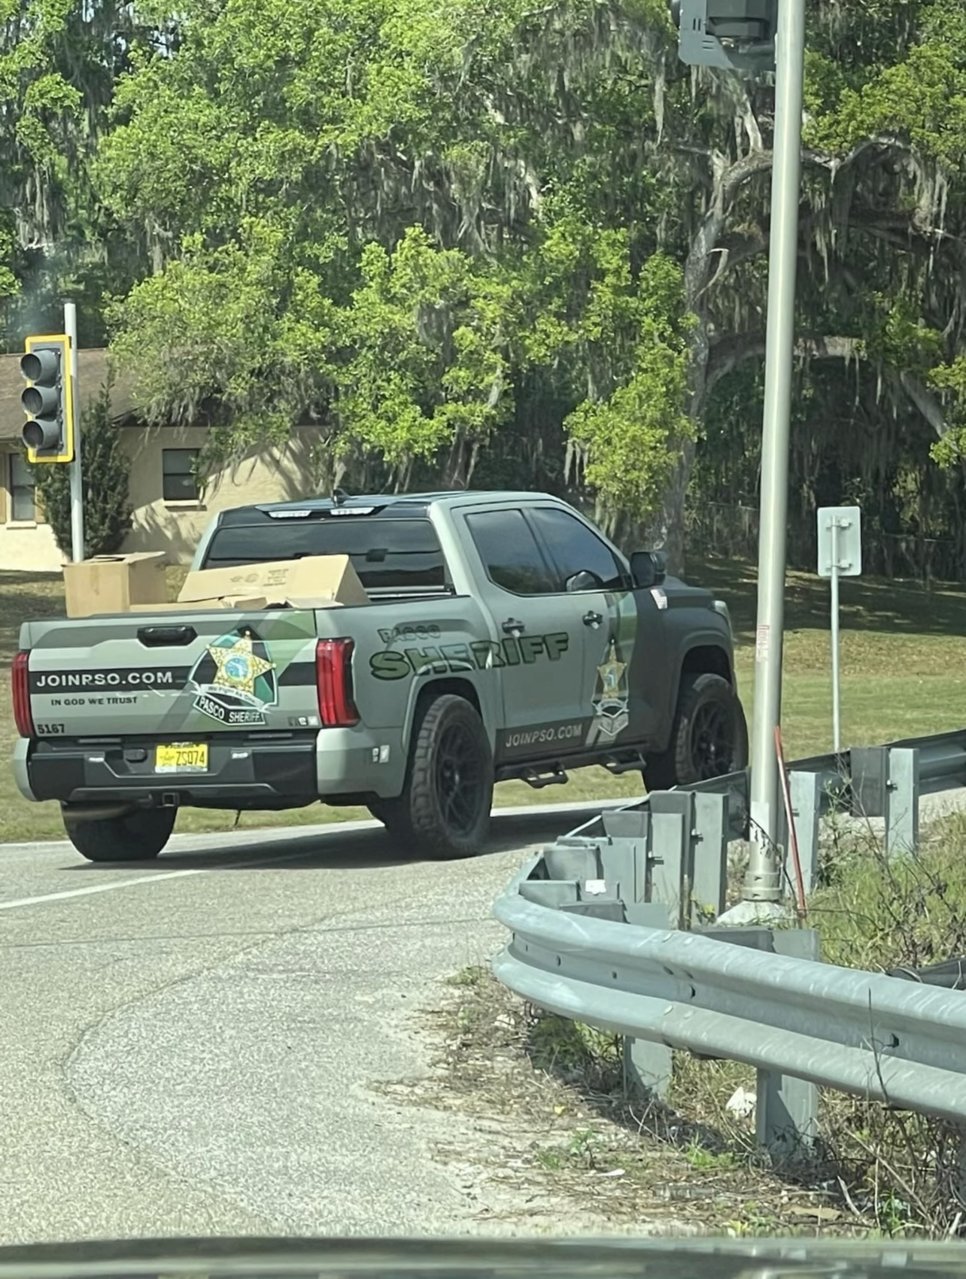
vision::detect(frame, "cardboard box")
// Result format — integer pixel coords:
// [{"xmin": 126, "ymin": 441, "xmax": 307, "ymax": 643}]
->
[
  {"xmin": 177, "ymin": 555, "xmax": 369, "ymax": 609},
  {"xmin": 63, "ymin": 552, "xmax": 168, "ymax": 618}
]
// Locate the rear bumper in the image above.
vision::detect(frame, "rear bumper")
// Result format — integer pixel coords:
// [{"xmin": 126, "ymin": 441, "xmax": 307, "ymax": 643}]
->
[{"xmin": 14, "ymin": 726, "xmax": 407, "ymax": 809}]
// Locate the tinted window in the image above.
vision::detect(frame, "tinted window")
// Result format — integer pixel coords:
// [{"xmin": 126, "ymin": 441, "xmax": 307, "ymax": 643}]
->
[
  {"xmin": 466, "ymin": 509, "xmax": 556, "ymax": 595},
  {"xmin": 530, "ymin": 507, "xmax": 627, "ymax": 591},
  {"xmin": 203, "ymin": 517, "xmax": 447, "ymax": 591}
]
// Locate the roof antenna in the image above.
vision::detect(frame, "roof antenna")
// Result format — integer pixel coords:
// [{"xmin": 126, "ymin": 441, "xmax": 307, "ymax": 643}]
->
[{"xmin": 332, "ymin": 487, "xmax": 348, "ymax": 507}]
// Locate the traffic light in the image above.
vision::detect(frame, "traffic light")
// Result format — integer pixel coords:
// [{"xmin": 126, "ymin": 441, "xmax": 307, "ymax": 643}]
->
[
  {"xmin": 20, "ymin": 334, "xmax": 75, "ymax": 463},
  {"xmin": 669, "ymin": 0, "xmax": 778, "ymax": 71}
]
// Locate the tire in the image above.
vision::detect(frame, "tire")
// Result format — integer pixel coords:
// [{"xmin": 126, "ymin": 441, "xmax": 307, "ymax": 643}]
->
[
  {"xmin": 382, "ymin": 694, "xmax": 494, "ymax": 859},
  {"xmin": 643, "ymin": 672, "xmax": 748, "ymax": 792},
  {"xmin": 366, "ymin": 800, "xmax": 393, "ymax": 826},
  {"xmin": 62, "ymin": 805, "xmax": 177, "ymax": 863}
]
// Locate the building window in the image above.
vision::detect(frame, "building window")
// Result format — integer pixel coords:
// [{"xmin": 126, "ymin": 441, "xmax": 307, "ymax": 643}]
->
[
  {"xmin": 162, "ymin": 448, "xmax": 200, "ymax": 502},
  {"xmin": 10, "ymin": 452, "xmax": 37, "ymax": 522}
]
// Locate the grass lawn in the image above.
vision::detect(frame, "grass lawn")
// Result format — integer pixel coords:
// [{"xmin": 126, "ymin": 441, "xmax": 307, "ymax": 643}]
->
[{"xmin": 1, "ymin": 558, "xmax": 964, "ymax": 843}]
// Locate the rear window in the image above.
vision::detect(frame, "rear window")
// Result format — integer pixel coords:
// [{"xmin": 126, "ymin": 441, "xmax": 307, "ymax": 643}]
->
[{"xmin": 202, "ymin": 517, "xmax": 448, "ymax": 592}]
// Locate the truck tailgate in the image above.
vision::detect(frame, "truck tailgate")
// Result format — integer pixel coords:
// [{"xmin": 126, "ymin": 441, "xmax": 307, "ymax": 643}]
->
[{"xmin": 20, "ymin": 608, "xmax": 321, "ymax": 739}]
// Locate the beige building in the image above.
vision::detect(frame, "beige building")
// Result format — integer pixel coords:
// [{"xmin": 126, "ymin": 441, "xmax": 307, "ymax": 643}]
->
[{"xmin": 1, "ymin": 349, "xmax": 316, "ymax": 571}]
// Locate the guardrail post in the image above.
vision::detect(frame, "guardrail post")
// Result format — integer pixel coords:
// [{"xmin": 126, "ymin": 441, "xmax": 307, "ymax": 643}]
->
[
  {"xmin": 519, "ymin": 880, "xmax": 580, "ymax": 908},
  {"xmin": 851, "ymin": 746, "xmax": 889, "ymax": 820},
  {"xmin": 886, "ymin": 747, "xmax": 920, "ymax": 854},
  {"xmin": 647, "ymin": 791, "xmax": 694, "ymax": 928},
  {"xmin": 601, "ymin": 809, "xmax": 650, "ymax": 908},
  {"xmin": 692, "ymin": 792, "xmax": 728, "ymax": 919},
  {"xmin": 786, "ymin": 770, "xmax": 822, "ymax": 893},
  {"xmin": 543, "ymin": 839, "xmax": 603, "ymax": 882},
  {"xmin": 624, "ymin": 900, "xmax": 677, "ymax": 1101},
  {"xmin": 756, "ymin": 928, "xmax": 820, "ymax": 1159}
]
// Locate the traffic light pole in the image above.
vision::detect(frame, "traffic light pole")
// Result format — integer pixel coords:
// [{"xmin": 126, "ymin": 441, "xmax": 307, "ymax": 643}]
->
[
  {"xmin": 744, "ymin": 0, "xmax": 806, "ymax": 902},
  {"xmin": 64, "ymin": 301, "xmax": 84, "ymax": 563}
]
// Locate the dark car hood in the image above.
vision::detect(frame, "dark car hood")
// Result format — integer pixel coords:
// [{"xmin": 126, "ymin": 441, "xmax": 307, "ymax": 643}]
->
[{"xmin": 2, "ymin": 1236, "xmax": 966, "ymax": 1279}]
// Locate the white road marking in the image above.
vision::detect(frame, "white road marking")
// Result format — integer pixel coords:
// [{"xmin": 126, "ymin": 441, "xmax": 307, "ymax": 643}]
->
[
  {"xmin": 0, "ymin": 799, "xmax": 630, "ymax": 914},
  {"xmin": 0, "ymin": 849, "xmax": 313, "ymax": 912}
]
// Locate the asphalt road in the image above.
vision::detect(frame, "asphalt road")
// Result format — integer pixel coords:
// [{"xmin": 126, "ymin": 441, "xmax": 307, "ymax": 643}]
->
[{"xmin": 0, "ymin": 802, "xmax": 617, "ymax": 1246}]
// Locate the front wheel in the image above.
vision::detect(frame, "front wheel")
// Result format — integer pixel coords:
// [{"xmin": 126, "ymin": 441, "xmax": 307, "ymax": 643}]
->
[
  {"xmin": 62, "ymin": 805, "xmax": 177, "ymax": 863},
  {"xmin": 643, "ymin": 672, "xmax": 748, "ymax": 792},
  {"xmin": 380, "ymin": 694, "xmax": 494, "ymax": 859}
]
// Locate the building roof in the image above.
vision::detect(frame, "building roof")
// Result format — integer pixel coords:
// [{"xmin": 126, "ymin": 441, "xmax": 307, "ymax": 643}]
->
[{"xmin": 0, "ymin": 347, "xmax": 137, "ymax": 443}]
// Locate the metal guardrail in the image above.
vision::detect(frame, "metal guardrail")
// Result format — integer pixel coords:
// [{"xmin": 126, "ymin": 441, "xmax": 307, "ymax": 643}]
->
[
  {"xmin": 552, "ymin": 727, "xmax": 966, "ymax": 904},
  {"xmin": 491, "ymin": 729, "xmax": 966, "ymax": 1151}
]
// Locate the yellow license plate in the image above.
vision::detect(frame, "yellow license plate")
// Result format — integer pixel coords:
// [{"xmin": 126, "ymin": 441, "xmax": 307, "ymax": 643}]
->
[{"xmin": 155, "ymin": 743, "xmax": 209, "ymax": 773}]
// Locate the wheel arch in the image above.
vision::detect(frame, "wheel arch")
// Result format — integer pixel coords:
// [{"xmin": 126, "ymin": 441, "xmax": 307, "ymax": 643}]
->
[
  {"xmin": 680, "ymin": 642, "xmax": 734, "ymax": 685},
  {"xmin": 404, "ymin": 676, "xmax": 487, "ymax": 743},
  {"xmin": 653, "ymin": 639, "xmax": 736, "ymax": 754}
]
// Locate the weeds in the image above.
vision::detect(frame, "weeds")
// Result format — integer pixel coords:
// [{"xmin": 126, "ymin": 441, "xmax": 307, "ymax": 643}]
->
[
  {"xmin": 806, "ymin": 825, "xmax": 966, "ymax": 1237},
  {"xmin": 430, "ymin": 831, "xmax": 966, "ymax": 1238},
  {"xmin": 678, "ymin": 826, "xmax": 966, "ymax": 1237}
]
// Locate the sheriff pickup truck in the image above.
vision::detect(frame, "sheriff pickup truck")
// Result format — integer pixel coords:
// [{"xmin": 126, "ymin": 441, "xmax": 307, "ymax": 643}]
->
[{"xmin": 11, "ymin": 491, "xmax": 747, "ymax": 862}]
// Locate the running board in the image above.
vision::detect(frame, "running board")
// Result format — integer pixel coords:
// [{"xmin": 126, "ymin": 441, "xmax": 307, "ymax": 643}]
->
[
  {"xmin": 603, "ymin": 751, "xmax": 647, "ymax": 776},
  {"xmin": 520, "ymin": 767, "xmax": 570, "ymax": 789}
]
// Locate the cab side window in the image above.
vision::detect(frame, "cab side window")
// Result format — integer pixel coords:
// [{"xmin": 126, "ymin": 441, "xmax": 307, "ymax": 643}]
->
[
  {"xmin": 466, "ymin": 509, "xmax": 556, "ymax": 595},
  {"xmin": 529, "ymin": 507, "xmax": 628, "ymax": 591}
]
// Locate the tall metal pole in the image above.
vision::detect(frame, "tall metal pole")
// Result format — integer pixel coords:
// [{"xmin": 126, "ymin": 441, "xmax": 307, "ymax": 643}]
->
[
  {"xmin": 64, "ymin": 301, "xmax": 84, "ymax": 563},
  {"xmin": 744, "ymin": 0, "xmax": 806, "ymax": 902}
]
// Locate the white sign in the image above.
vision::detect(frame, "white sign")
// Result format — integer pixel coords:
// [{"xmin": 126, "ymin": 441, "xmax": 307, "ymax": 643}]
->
[
  {"xmin": 816, "ymin": 505, "xmax": 862, "ymax": 753},
  {"xmin": 817, "ymin": 506, "xmax": 862, "ymax": 579}
]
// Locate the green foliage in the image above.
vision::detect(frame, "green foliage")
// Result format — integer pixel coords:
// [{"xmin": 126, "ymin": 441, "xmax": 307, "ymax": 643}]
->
[
  {"xmin": 928, "ymin": 357, "xmax": 966, "ymax": 468},
  {"xmin": 0, "ymin": 0, "xmax": 161, "ymax": 348},
  {"xmin": 806, "ymin": 2, "xmax": 966, "ymax": 167},
  {"xmin": 563, "ymin": 252, "xmax": 693, "ymax": 517},
  {"xmin": 860, "ymin": 295, "xmax": 944, "ymax": 374},
  {"xmin": 31, "ymin": 379, "xmax": 132, "ymax": 558},
  {"xmin": 812, "ymin": 828, "xmax": 966, "ymax": 972},
  {"xmin": 3, "ymin": 0, "xmax": 966, "ymax": 565},
  {"xmin": 94, "ymin": 0, "xmax": 691, "ymax": 519},
  {"xmin": 336, "ymin": 229, "xmax": 514, "ymax": 465}
]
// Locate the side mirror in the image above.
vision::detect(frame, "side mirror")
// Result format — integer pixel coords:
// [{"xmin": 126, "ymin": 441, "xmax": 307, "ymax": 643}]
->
[
  {"xmin": 565, "ymin": 569, "xmax": 603, "ymax": 593},
  {"xmin": 630, "ymin": 550, "xmax": 667, "ymax": 589}
]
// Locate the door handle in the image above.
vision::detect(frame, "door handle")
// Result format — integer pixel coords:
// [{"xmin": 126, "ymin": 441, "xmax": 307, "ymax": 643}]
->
[
  {"xmin": 583, "ymin": 610, "xmax": 603, "ymax": 628},
  {"xmin": 502, "ymin": 618, "xmax": 525, "ymax": 635}
]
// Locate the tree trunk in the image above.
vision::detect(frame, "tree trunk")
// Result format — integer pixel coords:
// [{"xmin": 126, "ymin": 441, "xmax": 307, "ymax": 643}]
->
[
  {"xmin": 646, "ymin": 437, "xmax": 694, "ymax": 575},
  {"xmin": 650, "ymin": 148, "xmax": 775, "ymax": 575}
]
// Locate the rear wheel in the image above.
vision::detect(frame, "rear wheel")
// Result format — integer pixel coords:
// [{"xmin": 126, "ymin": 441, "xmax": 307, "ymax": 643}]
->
[
  {"xmin": 62, "ymin": 806, "xmax": 177, "ymax": 863},
  {"xmin": 644, "ymin": 672, "xmax": 747, "ymax": 792},
  {"xmin": 378, "ymin": 694, "xmax": 493, "ymax": 859}
]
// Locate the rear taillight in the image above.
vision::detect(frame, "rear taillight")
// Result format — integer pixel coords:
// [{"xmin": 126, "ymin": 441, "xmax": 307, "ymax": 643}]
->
[
  {"xmin": 12, "ymin": 650, "xmax": 34, "ymax": 737},
  {"xmin": 316, "ymin": 638, "xmax": 359, "ymax": 727}
]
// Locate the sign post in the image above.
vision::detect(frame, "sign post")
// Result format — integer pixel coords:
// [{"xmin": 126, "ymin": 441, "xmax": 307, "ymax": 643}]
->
[
  {"xmin": 745, "ymin": 0, "xmax": 806, "ymax": 901},
  {"xmin": 671, "ymin": 0, "xmax": 807, "ymax": 917},
  {"xmin": 817, "ymin": 505, "xmax": 862, "ymax": 752}
]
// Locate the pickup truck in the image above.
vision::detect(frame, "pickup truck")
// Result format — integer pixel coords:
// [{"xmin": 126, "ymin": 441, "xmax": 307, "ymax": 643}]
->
[{"xmin": 11, "ymin": 491, "xmax": 747, "ymax": 862}]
